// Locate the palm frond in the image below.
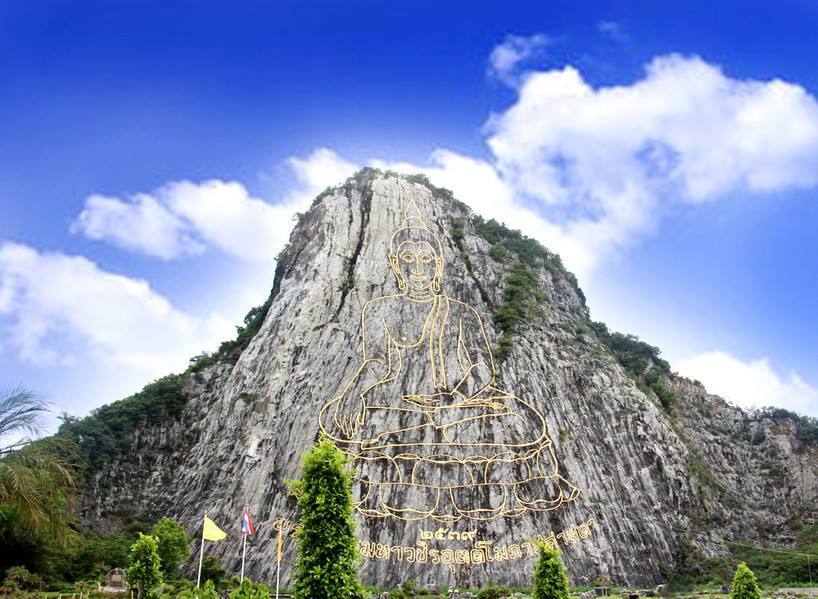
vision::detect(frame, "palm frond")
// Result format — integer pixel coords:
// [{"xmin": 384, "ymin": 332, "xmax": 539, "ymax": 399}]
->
[
  {"xmin": 0, "ymin": 387, "xmax": 50, "ymax": 444},
  {"xmin": 0, "ymin": 390, "xmax": 77, "ymax": 545}
]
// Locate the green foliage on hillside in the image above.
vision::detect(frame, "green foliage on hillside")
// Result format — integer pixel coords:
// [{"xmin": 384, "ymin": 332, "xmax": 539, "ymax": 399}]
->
[
  {"xmin": 449, "ymin": 212, "xmax": 585, "ymax": 358},
  {"xmin": 670, "ymin": 525, "xmax": 818, "ymax": 589},
  {"xmin": 57, "ymin": 375, "xmax": 186, "ymax": 471},
  {"xmin": 492, "ymin": 263, "xmax": 545, "ymax": 343},
  {"xmin": 58, "ymin": 250, "xmax": 291, "ymax": 476},
  {"xmin": 311, "ymin": 186, "xmax": 336, "ymax": 208},
  {"xmin": 588, "ymin": 321, "xmax": 677, "ymax": 412},
  {"xmin": 588, "ymin": 321, "xmax": 670, "ymax": 376},
  {"xmin": 751, "ymin": 407, "xmax": 818, "ymax": 444}
]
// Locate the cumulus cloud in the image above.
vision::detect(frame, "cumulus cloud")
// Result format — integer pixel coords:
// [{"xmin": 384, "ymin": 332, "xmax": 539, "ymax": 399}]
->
[
  {"xmin": 383, "ymin": 54, "xmax": 818, "ymax": 278},
  {"xmin": 676, "ymin": 351, "xmax": 818, "ymax": 417},
  {"xmin": 488, "ymin": 33, "xmax": 550, "ymax": 86},
  {"xmin": 71, "ymin": 193, "xmax": 204, "ymax": 259},
  {"xmin": 72, "ymin": 56, "xmax": 818, "ymax": 282},
  {"xmin": 0, "ymin": 242, "xmax": 234, "ymax": 371},
  {"xmin": 71, "ymin": 148, "xmax": 357, "ymax": 264}
]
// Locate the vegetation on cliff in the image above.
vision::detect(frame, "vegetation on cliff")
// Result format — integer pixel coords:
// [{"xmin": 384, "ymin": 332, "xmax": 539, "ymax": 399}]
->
[
  {"xmin": 588, "ymin": 321, "xmax": 678, "ymax": 412},
  {"xmin": 670, "ymin": 524, "xmax": 818, "ymax": 589},
  {"xmin": 57, "ymin": 374, "xmax": 186, "ymax": 471},
  {"xmin": 750, "ymin": 407, "xmax": 818, "ymax": 445}
]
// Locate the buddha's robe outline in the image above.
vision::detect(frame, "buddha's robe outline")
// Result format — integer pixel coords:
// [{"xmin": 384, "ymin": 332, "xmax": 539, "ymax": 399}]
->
[{"xmin": 319, "ymin": 291, "xmax": 580, "ymax": 522}]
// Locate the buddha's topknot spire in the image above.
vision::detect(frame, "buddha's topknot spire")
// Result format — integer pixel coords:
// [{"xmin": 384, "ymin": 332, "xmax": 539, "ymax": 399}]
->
[{"xmin": 399, "ymin": 198, "xmax": 429, "ymax": 232}]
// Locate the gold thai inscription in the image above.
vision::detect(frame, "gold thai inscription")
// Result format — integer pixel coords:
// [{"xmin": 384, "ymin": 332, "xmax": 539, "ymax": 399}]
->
[
  {"xmin": 358, "ymin": 518, "xmax": 598, "ymax": 574},
  {"xmin": 272, "ymin": 511, "xmax": 597, "ymax": 572},
  {"xmin": 419, "ymin": 527, "xmax": 478, "ymax": 541},
  {"xmin": 271, "ymin": 516, "xmax": 301, "ymax": 536}
]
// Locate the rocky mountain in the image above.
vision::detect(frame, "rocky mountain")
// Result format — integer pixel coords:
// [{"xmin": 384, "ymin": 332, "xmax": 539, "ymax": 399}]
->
[{"xmin": 62, "ymin": 169, "xmax": 818, "ymax": 589}]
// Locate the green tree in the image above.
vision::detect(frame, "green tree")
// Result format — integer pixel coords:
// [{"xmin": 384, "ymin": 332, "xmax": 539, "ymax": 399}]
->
[
  {"xmin": 127, "ymin": 532, "xmax": 163, "ymax": 598},
  {"xmin": 290, "ymin": 437, "xmax": 363, "ymax": 599},
  {"xmin": 532, "ymin": 543, "xmax": 570, "ymax": 599},
  {"xmin": 731, "ymin": 562, "xmax": 762, "ymax": 599},
  {"xmin": 0, "ymin": 388, "xmax": 77, "ymax": 571},
  {"xmin": 151, "ymin": 517, "xmax": 190, "ymax": 574}
]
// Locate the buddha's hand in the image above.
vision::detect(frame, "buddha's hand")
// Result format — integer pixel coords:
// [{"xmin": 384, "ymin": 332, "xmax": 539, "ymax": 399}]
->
[
  {"xmin": 333, "ymin": 394, "xmax": 366, "ymax": 438},
  {"xmin": 404, "ymin": 394, "xmax": 441, "ymax": 407}
]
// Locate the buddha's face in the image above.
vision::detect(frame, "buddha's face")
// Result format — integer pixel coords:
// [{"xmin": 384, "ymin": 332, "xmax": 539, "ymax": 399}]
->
[{"xmin": 391, "ymin": 240, "xmax": 443, "ymax": 294}]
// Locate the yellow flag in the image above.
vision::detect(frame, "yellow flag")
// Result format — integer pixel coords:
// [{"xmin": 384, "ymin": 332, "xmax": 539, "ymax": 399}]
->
[
  {"xmin": 277, "ymin": 528, "xmax": 282, "ymax": 562},
  {"xmin": 203, "ymin": 515, "xmax": 227, "ymax": 542}
]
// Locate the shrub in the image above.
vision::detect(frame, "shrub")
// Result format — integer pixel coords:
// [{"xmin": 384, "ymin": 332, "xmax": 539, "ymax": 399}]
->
[
  {"xmin": 58, "ymin": 375, "xmax": 186, "ymax": 471},
  {"xmin": 532, "ymin": 543, "xmax": 570, "ymax": 599},
  {"xmin": 200, "ymin": 579, "xmax": 220, "ymax": 598},
  {"xmin": 731, "ymin": 562, "xmax": 761, "ymax": 599},
  {"xmin": 1, "ymin": 565, "xmax": 44, "ymax": 591},
  {"xmin": 290, "ymin": 438, "xmax": 363, "ymax": 599},
  {"xmin": 402, "ymin": 578, "xmax": 418, "ymax": 594},
  {"xmin": 490, "ymin": 243, "xmax": 508, "ymax": 262},
  {"xmin": 477, "ymin": 585, "xmax": 512, "ymax": 598},
  {"xmin": 751, "ymin": 407, "xmax": 818, "ymax": 444},
  {"xmin": 229, "ymin": 578, "xmax": 272, "ymax": 598}
]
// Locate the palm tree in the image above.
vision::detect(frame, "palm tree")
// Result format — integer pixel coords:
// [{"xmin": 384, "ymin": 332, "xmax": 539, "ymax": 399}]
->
[{"xmin": 0, "ymin": 388, "xmax": 77, "ymax": 544}]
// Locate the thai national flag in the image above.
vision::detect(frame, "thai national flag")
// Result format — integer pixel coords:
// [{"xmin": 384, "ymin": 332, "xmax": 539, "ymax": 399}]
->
[{"xmin": 242, "ymin": 510, "xmax": 255, "ymax": 536}]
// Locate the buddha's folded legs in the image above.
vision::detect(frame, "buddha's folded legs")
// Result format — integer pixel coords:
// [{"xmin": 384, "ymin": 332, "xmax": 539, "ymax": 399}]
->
[{"xmin": 322, "ymin": 386, "xmax": 580, "ymax": 521}]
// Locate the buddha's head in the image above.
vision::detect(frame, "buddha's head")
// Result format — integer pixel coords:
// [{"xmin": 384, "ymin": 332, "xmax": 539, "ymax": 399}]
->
[{"xmin": 389, "ymin": 200, "xmax": 444, "ymax": 297}]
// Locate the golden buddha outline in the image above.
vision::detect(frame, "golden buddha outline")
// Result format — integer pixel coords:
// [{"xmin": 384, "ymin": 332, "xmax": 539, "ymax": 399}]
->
[{"xmin": 319, "ymin": 198, "xmax": 579, "ymax": 522}]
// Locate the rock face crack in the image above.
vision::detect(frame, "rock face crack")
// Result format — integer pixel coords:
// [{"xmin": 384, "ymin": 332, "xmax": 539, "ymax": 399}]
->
[{"xmin": 334, "ymin": 183, "xmax": 373, "ymax": 319}]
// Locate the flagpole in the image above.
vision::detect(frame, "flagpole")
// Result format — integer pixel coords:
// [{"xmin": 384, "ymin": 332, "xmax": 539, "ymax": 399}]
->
[
  {"xmin": 196, "ymin": 512, "xmax": 206, "ymax": 589},
  {"xmin": 275, "ymin": 528, "xmax": 281, "ymax": 599},
  {"xmin": 240, "ymin": 531, "xmax": 247, "ymax": 583}
]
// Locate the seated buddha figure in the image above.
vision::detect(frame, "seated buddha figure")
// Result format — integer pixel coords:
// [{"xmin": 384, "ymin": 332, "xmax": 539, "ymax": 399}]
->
[{"xmin": 319, "ymin": 199, "xmax": 579, "ymax": 522}]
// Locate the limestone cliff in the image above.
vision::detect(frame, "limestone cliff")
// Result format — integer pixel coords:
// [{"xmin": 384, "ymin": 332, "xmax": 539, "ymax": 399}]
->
[{"xmin": 67, "ymin": 170, "xmax": 818, "ymax": 588}]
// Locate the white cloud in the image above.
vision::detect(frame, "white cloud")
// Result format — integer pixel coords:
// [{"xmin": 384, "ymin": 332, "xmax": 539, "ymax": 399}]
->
[
  {"xmin": 0, "ymin": 242, "xmax": 234, "ymax": 372},
  {"xmin": 286, "ymin": 147, "xmax": 359, "ymax": 203},
  {"xmin": 488, "ymin": 33, "xmax": 550, "ymax": 86},
  {"xmin": 676, "ymin": 351, "xmax": 818, "ymax": 417},
  {"xmin": 71, "ymin": 148, "xmax": 357, "ymax": 264},
  {"xmin": 72, "ymin": 57, "xmax": 818, "ymax": 282},
  {"xmin": 382, "ymin": 54, "xmax": 818, "ymax": 278},
  {"xmin": 71, "ymin": 193, "xmax": 204, "ymax": 259}
]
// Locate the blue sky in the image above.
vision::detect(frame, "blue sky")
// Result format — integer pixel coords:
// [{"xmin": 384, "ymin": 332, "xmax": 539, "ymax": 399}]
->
[{"xmin": 1, "ymin": 0, "xmax": 817, "ymax": 424}]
